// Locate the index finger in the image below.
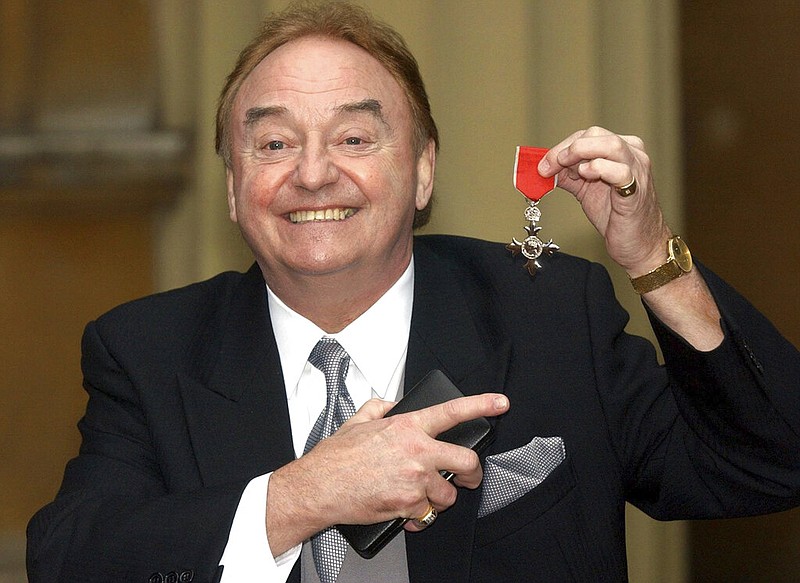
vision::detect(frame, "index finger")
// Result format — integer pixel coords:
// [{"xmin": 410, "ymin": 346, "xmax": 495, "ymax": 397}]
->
[
  {"xmin": 409, "ymin": 393, "xmax": 509, "ymax": 437},
  {"xmin": 539, "ymin": 126, "xmax": 638, "ymax": 178}
]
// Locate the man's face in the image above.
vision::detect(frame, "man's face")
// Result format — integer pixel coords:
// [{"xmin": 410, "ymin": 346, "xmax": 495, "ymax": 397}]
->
[{"xmin": 226, "ymin": 36, "xmax": 434, "ymax": 289}]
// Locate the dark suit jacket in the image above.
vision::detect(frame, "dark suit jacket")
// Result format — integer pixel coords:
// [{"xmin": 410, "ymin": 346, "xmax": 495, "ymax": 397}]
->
[{"xmin": 27, "ymin": 235, "xmax": 800, "ymax": 582}]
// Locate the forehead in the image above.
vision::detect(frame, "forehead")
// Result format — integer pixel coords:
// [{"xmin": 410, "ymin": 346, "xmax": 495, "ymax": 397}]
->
[{"xmin": 234, "ymin": 36, "xmax": 410, "ymax": 120}]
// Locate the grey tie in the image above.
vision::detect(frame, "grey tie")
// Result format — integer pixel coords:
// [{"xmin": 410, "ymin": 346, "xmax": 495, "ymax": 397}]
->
[{"xmin": 303, "ymin": 338, "xmax": 356, "ymax": 583}]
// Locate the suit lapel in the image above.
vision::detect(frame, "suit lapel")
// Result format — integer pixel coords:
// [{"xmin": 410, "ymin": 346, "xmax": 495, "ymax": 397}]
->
[
  {"xmin": 179, "ymin": 264, "xmax": 296, "ymax": 487},
  {"xmin": 405, "ymin": 240, "xmax": 512, "ymax": 582}
]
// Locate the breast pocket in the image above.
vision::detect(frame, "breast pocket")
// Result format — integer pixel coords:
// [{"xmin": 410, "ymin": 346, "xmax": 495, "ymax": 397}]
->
[{"xmin": 474, "ymin": 453, "xmax": 576, "ymax": 548}]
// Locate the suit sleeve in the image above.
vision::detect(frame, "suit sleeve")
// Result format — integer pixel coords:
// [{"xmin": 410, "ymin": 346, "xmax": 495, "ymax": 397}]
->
[
  {"xmin": 585, "ymin": 262, "xmax": 800, "ymax": 520},
  {"xmin": 26, "ymin": 321, "xmax": 243, "ymax": 583}
]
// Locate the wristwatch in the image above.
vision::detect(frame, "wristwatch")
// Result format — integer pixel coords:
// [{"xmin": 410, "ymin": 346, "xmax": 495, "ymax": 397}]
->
[{"xmin": 630, "ymin": 236, "xmax": 693, "ymax": 295}]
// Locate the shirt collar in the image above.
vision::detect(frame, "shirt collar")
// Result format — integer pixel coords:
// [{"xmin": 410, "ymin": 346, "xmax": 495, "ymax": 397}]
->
[{"xmin": 268, "ymin": 259, "xmax": 414, "ymax": 401}]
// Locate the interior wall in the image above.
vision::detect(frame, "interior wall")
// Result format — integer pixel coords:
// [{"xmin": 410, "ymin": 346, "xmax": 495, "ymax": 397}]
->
[
  {"xmin": 680, "ymin": 3, "xmax": 800, "ymax": 582},
  {"xmin": 0, "ymin": 2, "xmax": 179, "ymax": 581}
]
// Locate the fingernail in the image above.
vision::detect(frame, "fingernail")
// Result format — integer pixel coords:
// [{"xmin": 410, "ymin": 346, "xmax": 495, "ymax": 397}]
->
[
  {"xmin": 494, "ymin": 396, "xmax": 509, "ymax": 410},
  {"xmin": 538, "ymin": 158, "xmax": 550, "ymax": 174}
]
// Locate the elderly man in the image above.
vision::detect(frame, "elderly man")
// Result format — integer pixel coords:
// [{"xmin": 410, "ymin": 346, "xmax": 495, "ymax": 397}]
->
[{"xmin": 28, "ymin": 3, "xmax": 800, "ymax": 582}]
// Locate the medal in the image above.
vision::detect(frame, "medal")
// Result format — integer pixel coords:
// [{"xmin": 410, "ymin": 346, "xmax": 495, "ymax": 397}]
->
[{"xmin": 506, "ymin": 146, "xmax": 560, "ymax": 276}]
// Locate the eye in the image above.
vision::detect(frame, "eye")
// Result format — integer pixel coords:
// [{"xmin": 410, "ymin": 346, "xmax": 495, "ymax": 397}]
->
[
  {"xmin": 344, "ymin": 137, "xmax": 364, "ymax": 146},
  {"xmin": 265, "ymin": 140, "xmax": 285, "ymax": 151}
]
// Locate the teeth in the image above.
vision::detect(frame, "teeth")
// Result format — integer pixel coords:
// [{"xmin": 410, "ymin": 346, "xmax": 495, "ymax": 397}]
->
[{"xmin": 289, "ymin": 208, "xmax": 355, "ymax": 224}]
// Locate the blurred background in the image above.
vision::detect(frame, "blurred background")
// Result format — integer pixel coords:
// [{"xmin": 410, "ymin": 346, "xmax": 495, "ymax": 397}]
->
[{"xmin": 1, "ymin": 1, "xmax": 798, "ymax": 581}]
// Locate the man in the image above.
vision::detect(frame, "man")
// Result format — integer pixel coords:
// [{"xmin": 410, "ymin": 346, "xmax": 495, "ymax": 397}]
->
[{"xmin": 27, "ymin": 3, "xmax": 800, "ymax": 582}]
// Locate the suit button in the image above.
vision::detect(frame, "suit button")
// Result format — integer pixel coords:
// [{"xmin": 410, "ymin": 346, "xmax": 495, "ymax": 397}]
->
[
  {"xmin": 179, "ymin": 571, "xmax": 194, "ymax": 582},
  {"xmin": 148, "ymin": 574, "xmax": 164, "ymax": 583}
]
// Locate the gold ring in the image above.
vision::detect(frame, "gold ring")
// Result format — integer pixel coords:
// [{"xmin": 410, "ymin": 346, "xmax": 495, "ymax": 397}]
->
[
  {"xmin": 615, "ymin": 176, "xmax": 638, "ymax": 197},
  {"xmin": 411, "ymin": 504, "xmax": 437, "ymax": 528}
]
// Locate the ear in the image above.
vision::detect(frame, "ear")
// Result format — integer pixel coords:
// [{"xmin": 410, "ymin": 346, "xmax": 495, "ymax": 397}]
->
[
  {"xmin": 226, "ymin": 167, "xmax": 238, "ymax": 223},
  {"xmin": 415, "ymin": 139, "xmax": 436, "ymax": 211}
]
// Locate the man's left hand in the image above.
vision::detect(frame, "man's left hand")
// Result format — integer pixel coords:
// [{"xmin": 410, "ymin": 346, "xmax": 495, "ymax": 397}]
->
[{"xmin": 537, "ymin": 126, "xmax": 672, "ymax": 279}]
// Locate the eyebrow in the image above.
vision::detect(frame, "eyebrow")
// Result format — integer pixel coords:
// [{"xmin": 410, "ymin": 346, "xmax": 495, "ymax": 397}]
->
[
  {"xmin": 335, "ymin": 99, "xmax": 385, "ymax": 122},
  {"xmin": 243, "ymin": 99, "xmax": 386, "ymax": 128},
  {"xmin": 244, "ymin": 105, "xmax": 289, "ymax": 127}
]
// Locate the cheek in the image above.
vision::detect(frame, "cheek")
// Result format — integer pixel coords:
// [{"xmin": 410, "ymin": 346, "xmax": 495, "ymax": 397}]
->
[
  {"xmin": 235, "ymin": 167, "xmax": 286, "ymax": 215},
  {"xmin": 355, "ymin": 157, "xmax": 418, "ymax": 207}
]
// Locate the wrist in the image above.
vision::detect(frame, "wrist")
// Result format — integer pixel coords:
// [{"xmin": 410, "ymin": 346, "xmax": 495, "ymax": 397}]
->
[
  {"xmin": 621, "ymin": 226, "xmax": 675, "ymax": 278},
  {"xmin": 266, "ymin": 460, "xmax": 330, "ymax": 556},
  {"xmin": 629, "ymin": 236, "xmax": 693, "ymax": 295},
  {"xmin": 640, "ymin": 269, "xmax": 724, "ymax": 351}
]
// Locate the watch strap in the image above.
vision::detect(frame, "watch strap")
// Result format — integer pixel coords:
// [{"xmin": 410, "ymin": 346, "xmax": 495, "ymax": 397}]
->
[{"xmin": 630, "ymin": 260, "xmax": 684, "ymax": 294}]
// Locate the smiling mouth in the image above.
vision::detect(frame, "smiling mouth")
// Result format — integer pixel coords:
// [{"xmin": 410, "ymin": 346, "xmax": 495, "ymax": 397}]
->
[{"xmin": 288, "ymin": 208, "xmax": 356, "ymax": 224}]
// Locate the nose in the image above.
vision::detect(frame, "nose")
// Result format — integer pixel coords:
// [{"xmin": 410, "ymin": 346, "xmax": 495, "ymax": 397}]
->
[{"xmin": 293, "ymin": 142, "xmax": 339, "ymax": 192}]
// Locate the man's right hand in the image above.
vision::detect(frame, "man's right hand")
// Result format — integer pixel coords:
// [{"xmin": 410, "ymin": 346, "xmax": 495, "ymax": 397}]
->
[{"xmin": 265, "ymin": 392, "xmax": 509, "ymax": 556}]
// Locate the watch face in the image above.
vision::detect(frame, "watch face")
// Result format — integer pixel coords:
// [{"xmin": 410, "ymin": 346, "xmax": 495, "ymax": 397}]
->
[{"xmin": 671, "ymin": 237, "xmax": 693, "ymax": 272}]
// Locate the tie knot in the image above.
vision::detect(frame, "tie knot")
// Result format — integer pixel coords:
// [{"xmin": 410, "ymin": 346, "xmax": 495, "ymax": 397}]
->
[{"xmin": 309, "ymin": 337, "xmax": 350, "ymax": 380}]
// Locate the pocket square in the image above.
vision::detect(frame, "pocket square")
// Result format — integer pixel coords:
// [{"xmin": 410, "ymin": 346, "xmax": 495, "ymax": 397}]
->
[{"xmin": 478, "ymin": 436, "xmax": 566, "ymax": 518}]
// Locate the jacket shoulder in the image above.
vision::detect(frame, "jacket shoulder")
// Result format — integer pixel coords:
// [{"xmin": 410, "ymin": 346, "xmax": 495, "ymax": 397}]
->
[
  {"xmin": 97, "ymin": 269, "xmax": 251, "ymax": 324},
  {"xmin": 413, "ymin": 234, "xmax": 596, "ymax": 285},
  {"xmin": 88, "ymin": 265, "xmax": 263, "ymax": 361}
]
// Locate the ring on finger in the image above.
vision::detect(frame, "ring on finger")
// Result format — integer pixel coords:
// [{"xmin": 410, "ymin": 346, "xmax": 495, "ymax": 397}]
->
[
  {"xmin": 411, "ymin": 503, "xmax": 438, "ymax": 529},
  {"xmin": 615, "ymin": 176, "xmax": 638, "ymax": 197}
]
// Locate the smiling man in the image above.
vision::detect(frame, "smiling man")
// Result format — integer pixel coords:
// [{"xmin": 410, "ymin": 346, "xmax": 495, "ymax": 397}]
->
[
  {"xmin": 28, "ymin": 3, "xmax": 800, "ymax": 583},
  {"xmin": 225, "ymin": 35, "xmax": 434, "ymax": 333}
]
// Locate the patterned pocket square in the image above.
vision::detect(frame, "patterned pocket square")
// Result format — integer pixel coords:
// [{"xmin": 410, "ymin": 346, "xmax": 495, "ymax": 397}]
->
[{"xmin": 478, "ymin": 436, "xmax": 566, "ymax": 518}]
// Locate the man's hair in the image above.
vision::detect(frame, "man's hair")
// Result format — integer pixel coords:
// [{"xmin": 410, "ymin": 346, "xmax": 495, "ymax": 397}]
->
[{"xmin": 215, "ymin": 1, "xmax": 438, "ymax": 228}]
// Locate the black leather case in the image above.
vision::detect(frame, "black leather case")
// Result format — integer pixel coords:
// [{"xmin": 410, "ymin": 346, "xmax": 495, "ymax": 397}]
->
[{"xmin": 337, "ymin": 369, "xmax": 495, "ymax": 559}]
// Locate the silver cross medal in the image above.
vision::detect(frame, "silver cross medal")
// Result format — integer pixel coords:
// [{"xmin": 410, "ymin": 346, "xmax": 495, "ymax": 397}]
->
[{"xmin": 506, "ymin": 146, "xmax": 560, "ymax": 276}]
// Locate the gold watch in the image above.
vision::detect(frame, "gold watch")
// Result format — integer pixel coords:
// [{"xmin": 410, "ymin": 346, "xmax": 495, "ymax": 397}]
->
[{"xmin": 630, "ymin": 236, "xmax": 693, "ymax": 295}]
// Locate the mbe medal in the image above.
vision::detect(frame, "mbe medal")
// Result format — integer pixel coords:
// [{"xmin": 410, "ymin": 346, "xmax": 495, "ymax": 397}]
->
[{"xmin": 506, "ymin": 146, "xmax": 560, "ymax": 276}]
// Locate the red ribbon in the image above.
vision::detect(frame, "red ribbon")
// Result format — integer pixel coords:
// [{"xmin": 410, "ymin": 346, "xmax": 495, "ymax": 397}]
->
[{"xmin": 513, "ymin": 146, "xmax": 556, "ymax": 201}]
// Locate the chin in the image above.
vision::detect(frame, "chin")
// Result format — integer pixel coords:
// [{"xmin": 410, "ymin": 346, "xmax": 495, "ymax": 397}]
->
[{"xmin": 287, "ymin": 253, "xmax": 356, "ymax": 277}]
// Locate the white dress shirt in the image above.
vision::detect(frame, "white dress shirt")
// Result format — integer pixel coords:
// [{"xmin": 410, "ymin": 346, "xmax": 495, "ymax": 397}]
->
[{"xmin": 219, "ymin": 261, "xmax": 414, "ymax": 581}]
